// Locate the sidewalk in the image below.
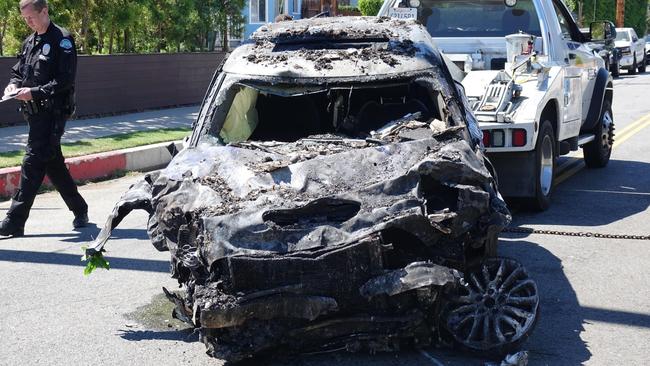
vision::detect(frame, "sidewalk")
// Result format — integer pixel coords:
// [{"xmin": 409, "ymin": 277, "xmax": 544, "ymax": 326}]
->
[
  {"xmin": 0, "ymin": 106, "xmax": 198, "ymax": 153},
  {"xmin": 0, "ymin": 106, "xmax": 198, "ymax": 198}
]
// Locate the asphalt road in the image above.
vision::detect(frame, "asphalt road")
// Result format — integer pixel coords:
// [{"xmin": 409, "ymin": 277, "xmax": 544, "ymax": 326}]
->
[{"xmin": 1, "ymin": 72, "xmax": 649, "ymax": 366}]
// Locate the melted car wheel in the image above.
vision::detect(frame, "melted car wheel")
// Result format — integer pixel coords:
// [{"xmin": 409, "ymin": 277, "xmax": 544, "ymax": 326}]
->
[{"xmin": 444, "ymin": 258, "xmax": 539, "ymax": 356}]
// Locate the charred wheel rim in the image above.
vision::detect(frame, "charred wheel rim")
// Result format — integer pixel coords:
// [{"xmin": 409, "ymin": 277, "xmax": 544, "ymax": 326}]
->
[
  {"xmin": 539, "ymin": 134, "xmax": 554, "ymax": 196},
  {"xmin": 445, "ymin": 258, "xmax": 539, "ymax": 352}
]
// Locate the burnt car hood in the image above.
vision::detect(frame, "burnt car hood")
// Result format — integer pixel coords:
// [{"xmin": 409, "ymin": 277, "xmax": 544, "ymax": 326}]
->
[{"xmin": 90, "ymin": 130, "xmax": 510, "ymax": 272}]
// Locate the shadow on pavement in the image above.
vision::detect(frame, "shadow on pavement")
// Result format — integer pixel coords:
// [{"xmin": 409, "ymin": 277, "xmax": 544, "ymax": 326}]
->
[
  {"xmin": 108, "ymin": 228, "xmax": 150, "ymax": 240},
  {"xmin": 0, "ymin": 249, "xmax": 169, "ymax": 273},
  {"xmin": 0, "ymin": 227, "xmax": 147, "ymax": 243},
  {"xmin": 266, "ymin": 349, "xmax": 433, "ymax": 366},
  {"xmin": 500, "ymin": 239, "xmax": 590, "ymax": 364},
  {"xmin": 581, "ymin": 306, "xmax": 650, "ymax": 329},
  {"xmin": 511, "ymin": 159, "xmax": 650, "ymax": 229},
  {"xmin": 119, "ymin": 328, "xmax": 198, "ymax": 343},
  {"xmin": 60, "ymin": 228, "xmax": 149, "ymax": 243}
]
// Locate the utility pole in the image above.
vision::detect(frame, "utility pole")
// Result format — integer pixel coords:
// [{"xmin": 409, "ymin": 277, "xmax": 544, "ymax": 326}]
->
[{"xmin": 616, "ymin": 0, "xmax": 625, "ymax": 27}]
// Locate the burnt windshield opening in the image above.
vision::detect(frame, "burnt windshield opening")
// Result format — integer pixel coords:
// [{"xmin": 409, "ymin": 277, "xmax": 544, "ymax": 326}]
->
[
  {"xmin": 214, "ymin": 79, "xmax": 449, "ymax": 144},
  {"xmin": 249, "ymin": 90, "xmax": 332, "ymax": 142}
]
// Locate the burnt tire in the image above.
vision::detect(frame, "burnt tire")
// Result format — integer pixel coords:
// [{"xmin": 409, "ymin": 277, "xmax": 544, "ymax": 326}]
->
[
  {"xmin": 526, "ymin": 120, "xmax": 555, "ymax": 211},
  {"xmin": 583, "ymin": 100, "xmax": 614, "ymax": 168},
  {"xmin": 444, "ymin": 258, "xmax": 539, "ymax": 357}
]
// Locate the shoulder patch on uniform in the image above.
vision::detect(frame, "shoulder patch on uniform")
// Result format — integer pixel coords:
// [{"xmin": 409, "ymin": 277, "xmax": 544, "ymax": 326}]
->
[{"xmin": 60, "ymin": 38, "xmax": 73, "ymax": 50}]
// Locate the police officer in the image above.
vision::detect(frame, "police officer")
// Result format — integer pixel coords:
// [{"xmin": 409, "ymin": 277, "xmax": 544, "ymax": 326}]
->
[{"xmin": 0, "ymin": 0, "xmax": 88, "ymax": 237}]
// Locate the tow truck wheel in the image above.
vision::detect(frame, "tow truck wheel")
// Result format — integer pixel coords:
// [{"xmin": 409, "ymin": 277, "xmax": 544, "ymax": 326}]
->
[
  {"xmin": 583, "ymin": 100, "xmax": 614, "ymax": 168},
  {"xmin": 527, "ymin": 120, "xmax": 555, "ymax": 211},
  {"xmin": 444, "ymin": 258, "xmax": 539, "ymax": 357}
]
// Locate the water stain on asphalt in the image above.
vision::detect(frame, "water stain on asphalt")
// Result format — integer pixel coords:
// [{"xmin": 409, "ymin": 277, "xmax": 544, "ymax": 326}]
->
[{"xmin": 125, "ymin": 292, "xmax": 188, "ymax": 331}]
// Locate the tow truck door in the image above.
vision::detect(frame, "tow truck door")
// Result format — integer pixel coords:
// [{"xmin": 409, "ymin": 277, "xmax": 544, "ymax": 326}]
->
[{"xmin": 550, "ymin": 0, "xmax": 595, "ymax": 138}]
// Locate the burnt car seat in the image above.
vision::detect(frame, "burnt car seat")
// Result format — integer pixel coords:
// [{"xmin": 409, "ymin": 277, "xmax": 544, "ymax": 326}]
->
[{"xmin": 354, "ymin": 98, "xmax": 430, "ymax": 133}]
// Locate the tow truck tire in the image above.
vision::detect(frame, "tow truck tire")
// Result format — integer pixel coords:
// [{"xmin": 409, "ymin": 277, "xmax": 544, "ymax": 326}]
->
[
  {"xmin": 584, "ymin": 100, "xmax": 613, "ymax": 168},
  {"xmin": 639, "ymin": 55, "xmax": 646, "ymax": 73},
  {"xmin": 630, "ymin": 57, "xmax": 638, "ymax": 75},
  {"xmin": 526, "ymin": 121, "xmax": 555, "ymax": 211}
]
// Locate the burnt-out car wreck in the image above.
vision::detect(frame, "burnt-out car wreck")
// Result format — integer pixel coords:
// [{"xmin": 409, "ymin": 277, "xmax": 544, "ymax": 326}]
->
[{"xmin": 88, "ymin": 17, "xmax": 539, "ymax": 362}]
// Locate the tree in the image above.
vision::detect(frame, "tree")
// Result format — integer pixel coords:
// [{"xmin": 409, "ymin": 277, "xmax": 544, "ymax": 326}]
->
[
  {"xmin": 0, "ymin": 0, "xmax": 247, "ymax": 55},
  {"xmin": 215, "ymin": 0, "xmax": 245, "ymax": 52},
  {"xmin": 0, "ymin": 0, "xmax": 12, "ymax": 55},
  {"xmin": 566, "ymin": 0, "xmax": 648, "ymax": 37},
  {"xmin": 358, "ymin": 0, "xmax": 382, "ymax": 16}
]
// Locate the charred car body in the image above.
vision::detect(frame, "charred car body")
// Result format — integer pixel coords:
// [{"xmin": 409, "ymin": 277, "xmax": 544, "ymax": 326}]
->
[{"xmin": 88, "ymin": 17, "xmax": 539, "ymax": 362}]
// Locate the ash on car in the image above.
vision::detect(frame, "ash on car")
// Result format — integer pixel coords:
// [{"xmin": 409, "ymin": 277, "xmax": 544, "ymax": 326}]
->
[{"xmin": 87, "ymin": 16, "xmax": 539, "ymax": 363}]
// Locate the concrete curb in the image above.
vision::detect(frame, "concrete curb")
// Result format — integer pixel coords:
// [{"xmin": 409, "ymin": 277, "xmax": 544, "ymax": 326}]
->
[{"xmin": 0, "ymin": 140, "xmax": 183, "ymax": 198}]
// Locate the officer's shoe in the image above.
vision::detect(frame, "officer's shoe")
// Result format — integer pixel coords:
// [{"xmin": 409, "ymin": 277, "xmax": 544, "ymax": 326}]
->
[
  {"xmin": 73, "ymin": 212, "xmax": 89, "ymax": 229},
  {"xmin": 0, "ymin": 218, "xmax": 24, "ymax": 237}
]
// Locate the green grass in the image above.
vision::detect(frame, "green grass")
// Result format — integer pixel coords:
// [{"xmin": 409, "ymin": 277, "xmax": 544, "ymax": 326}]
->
[{"xmin": 0, "ymin": 127, "xmax": 191, "ymax": 169}]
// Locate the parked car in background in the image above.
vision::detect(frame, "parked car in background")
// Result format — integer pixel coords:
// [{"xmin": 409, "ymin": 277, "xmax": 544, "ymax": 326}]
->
[
  {"xmin": 645, "ymin": 34, "xmax": 650, "ymax": 57},
  {"xmin": 615, "ymin": 27, "xmax": 646, "ymax": 74},
  {"xmin": 582, "ymin": 27, "xmax": 621, "ymax": 77}
]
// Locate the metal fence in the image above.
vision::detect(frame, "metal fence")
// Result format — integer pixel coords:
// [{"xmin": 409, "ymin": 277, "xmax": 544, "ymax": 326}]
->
[{"xmin": 0, "ymin": 52, "xmax": 226, "ymax": 127}]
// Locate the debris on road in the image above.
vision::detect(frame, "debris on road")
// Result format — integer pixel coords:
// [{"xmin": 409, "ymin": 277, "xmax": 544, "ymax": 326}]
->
[{"xmin": 485, "ymin": 350, "xmax": 529, "ymax": 366}]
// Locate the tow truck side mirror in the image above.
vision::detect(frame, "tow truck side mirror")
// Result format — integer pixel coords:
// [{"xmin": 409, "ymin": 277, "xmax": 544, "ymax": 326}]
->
[{"xmin": 590, "ymin": 21, "xmax": 616, "ymax": 42}]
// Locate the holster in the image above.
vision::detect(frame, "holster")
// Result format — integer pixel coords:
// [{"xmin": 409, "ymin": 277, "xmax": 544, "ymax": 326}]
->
[{"xmin": 21, "ymin": 99, "xmax": 53, "ymax": 116}]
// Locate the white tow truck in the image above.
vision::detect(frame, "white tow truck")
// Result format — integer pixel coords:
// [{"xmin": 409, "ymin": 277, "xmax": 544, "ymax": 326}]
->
[{"xmin": 379, "ymin": 0, "xmax": 615, "ymax": 210}]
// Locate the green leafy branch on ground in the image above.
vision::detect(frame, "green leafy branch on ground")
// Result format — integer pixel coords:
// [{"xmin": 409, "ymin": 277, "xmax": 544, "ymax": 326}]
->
[
  {"xmin": 0, "ymin": 127, "xmax": 190, "ymax": 169},
  {"xmin": 81, "ymin": 246, "xmax": 111, "ymax": 276}
]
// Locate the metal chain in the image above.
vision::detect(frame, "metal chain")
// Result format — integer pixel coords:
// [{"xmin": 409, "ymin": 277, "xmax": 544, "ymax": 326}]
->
[{"xmin": 503, "ymin": 226, "xmax": 650, "ymax": 240}]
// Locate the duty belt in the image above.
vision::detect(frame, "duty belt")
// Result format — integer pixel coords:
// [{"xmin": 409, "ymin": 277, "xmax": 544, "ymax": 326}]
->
[{"xmin": 21, "ymin": 99, "xmax": 53, "ymax": 116}]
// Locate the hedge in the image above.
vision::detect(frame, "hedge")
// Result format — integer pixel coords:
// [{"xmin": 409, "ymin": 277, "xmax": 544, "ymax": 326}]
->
[{"xmin": 358, "ymin": 0, "xmax": 383, "ymax": 16}]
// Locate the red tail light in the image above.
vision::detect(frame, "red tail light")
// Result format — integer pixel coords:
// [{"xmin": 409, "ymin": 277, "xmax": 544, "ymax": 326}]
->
[
  {"xmin": 512, "ymin": 129, "xmax": 527, "ymax": 147},
  {"xmin": 483, "ymin": 130, "xmax": 491, "ymax": 147}
]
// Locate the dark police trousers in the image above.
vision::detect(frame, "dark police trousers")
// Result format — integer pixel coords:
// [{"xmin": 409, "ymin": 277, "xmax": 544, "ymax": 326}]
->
[{"xmin": 7, "ymin": 110, "xmax": 87, "ymax": 225}]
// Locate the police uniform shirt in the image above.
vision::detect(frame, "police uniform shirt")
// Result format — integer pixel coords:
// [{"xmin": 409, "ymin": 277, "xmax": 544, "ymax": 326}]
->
[{"xmin": 10, "ymin": 21, "xmax": 76, "ymax": 104}]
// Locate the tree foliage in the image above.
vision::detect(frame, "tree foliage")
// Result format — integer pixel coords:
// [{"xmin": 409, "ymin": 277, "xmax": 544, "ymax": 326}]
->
[
  {"xmin": 0, "ymin": 0, "xmax": 246, "ymax": 56},
  {"xmin": 358, "ymin": 0, "xmax": 383, "ymax": 16},
  {"xmin": 566, "ymin": 0, "xmax": 648, "ymax": 37}
]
